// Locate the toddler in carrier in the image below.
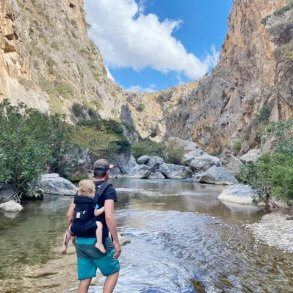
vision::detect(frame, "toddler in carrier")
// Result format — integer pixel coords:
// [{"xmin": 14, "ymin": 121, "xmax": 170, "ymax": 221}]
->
[{"xmin": 61, "ymin": 179, "xmax": 106, "ymax": 254}]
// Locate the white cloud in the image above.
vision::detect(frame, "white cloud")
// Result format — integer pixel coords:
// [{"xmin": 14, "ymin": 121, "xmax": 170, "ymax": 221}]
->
[
  {"xmin": 105, "ymin": 66, "xmax": 115, "ymax": 81},
  {"xmin": 125, "ymin": 84, "xmax": 157, "ymax": 93},
  {"xmin": 85, "ymin": 0, "xmax": 218, "ymax": 80}
]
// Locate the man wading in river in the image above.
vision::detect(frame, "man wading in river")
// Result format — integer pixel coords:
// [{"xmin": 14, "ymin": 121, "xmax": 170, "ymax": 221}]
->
[{"xmin": 66, "ymin": 159, "xmax": 121, "ymax": 293}]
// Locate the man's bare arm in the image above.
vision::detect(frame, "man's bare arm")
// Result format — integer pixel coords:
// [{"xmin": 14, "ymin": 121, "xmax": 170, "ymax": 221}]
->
[
  {"xmin": 104, "ymin": 199, "xmax": 121, "ymax": 258},
  {"xmin": 66, "ymin": 201, "xmax": 75, "ymax": 224}
]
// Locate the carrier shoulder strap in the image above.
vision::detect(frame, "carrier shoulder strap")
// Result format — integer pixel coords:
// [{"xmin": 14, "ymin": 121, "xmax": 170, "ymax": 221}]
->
[{"xmin": 94, "ymin": 181, "xmax": 112, "ymax": 201}]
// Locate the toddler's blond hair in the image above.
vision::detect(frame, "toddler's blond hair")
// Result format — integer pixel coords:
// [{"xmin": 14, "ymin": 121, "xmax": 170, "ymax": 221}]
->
[{"xmin": 78, "ymin": 179, "xmax": 95, "ymax": 197}]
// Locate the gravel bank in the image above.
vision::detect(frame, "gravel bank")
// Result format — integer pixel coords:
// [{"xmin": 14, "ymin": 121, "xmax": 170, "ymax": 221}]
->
[{"xmin": 247, "ymin": 213, "xmax": 293, "ymax": 253}]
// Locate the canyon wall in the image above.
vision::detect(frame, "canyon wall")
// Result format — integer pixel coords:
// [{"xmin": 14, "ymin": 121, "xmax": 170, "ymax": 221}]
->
[{"xmin": 0, "ymin": 0, "xmax": 292, "ymax": 152}]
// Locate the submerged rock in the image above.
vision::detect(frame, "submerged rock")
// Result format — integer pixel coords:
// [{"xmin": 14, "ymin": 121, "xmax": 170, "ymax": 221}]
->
[
  {"xmin": 240, "ymin": 149, "xmax": 261, "ymax": 163},
  {"xmin": 218, "ymin": 184, "xmax": 255, "ymax": 205},
  {"xmin": 37, "ymin": 174, "xmax": 77, "ymax": 196},
  {"xmin": 0, "ymin": 200, "xmax": 23, "ymax": 212},
  {"xmin": 199, "ymin": 166, "xmax": 237, "ymax": 185}
]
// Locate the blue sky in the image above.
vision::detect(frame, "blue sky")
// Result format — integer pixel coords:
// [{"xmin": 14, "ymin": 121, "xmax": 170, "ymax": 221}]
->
[{"xmin": 85, "ymin": 0, "xmax": 232, "ymax": 92}]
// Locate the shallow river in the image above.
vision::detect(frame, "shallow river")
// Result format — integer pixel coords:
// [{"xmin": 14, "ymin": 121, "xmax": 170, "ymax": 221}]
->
[{"xmin": 0, "ymin": 178, "xmax": 292, "ymax": 292}]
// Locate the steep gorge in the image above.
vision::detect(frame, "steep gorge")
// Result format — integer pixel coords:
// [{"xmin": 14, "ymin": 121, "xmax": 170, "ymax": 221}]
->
[{"xmin": 0, "ymin": 0, "xmax": 292, "ymax": 153}]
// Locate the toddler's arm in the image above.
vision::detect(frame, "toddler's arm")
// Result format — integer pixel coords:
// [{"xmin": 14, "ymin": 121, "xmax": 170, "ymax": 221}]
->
[{"xmin": 94, "ymin": 205, "xmax": 105, "ymax": 216}]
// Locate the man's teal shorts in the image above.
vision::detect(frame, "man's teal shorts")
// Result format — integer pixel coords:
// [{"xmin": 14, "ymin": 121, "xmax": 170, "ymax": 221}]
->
[{"xmin": 76, "ymin": 237, "xmax": 120, "ymax": 280}]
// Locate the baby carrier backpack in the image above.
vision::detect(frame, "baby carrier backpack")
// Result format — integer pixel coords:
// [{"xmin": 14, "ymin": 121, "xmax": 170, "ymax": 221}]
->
[{"xmin": 71, "ymin": 181, "xmax": 111, "ymax": 237}]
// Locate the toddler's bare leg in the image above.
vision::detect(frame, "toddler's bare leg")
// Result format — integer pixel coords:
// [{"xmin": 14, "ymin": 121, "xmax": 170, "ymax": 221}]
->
[
  {"xmin": 62, "ymin": 227, "xmax": 72, "ymax": 255},
  {"xmin": 95, "ymin": 221, "xmax": 106, "ymax": 253}
]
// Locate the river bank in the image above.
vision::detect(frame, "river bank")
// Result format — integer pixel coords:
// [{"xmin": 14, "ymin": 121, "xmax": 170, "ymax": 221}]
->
[{"xmin": 247, "ymin": 212, "xmax": 293, "ymax": 253}]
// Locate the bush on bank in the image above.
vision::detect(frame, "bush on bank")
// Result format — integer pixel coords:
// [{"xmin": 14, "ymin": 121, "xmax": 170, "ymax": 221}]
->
[
  {"xmin": 239, "ymin": 120, "xmax": 293, "ymax": 202},
  {"xmin": 0, "ymin": 100, "xmax": 130, "ymax": 197},
  {"xmin": 132, "ymin": 138, "xmax": 184, "ymax": 165},
  {"xmin": 0, "ymin": 100, "xmax": 71, "ymax": 196}
]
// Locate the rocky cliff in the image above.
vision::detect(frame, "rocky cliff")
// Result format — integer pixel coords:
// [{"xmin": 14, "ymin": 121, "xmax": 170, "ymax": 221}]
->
[
  {"xmin": 149, "ymin": 0, "xmax": 293, "ymax": 153},
  {"xmin": 0, "ymin": 0, "xmax": 292, "ymax": 152}
]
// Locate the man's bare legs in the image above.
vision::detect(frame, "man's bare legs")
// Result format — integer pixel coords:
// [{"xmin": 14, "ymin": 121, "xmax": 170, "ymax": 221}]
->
[
  {"xmin": 103, "ymin": 272, "xmax": 119, "ymax": 293},
  {"xmin": 95, "ymin": 221, "xmax": 106, "ymax": 253},
  {"xmin": 78, "ymin": 278, "xmax": 91, "ymax": 293}
]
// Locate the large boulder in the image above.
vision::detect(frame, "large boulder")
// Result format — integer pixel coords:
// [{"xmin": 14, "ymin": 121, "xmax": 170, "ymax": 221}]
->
[
  {"xmin": 147, "ymin": 156, "xmax": 164, "ymax": 167},
  {"xmin": 189, "ymin": 154, "xmax": 220, "ymax": 172},
  {"xmin": 199, "ymin": 166, "xmax": 237, "ymax": 185},
  {"xmin": 120, "ymin": 155, "xmax": 138, "ymax": 174},
  {"xmin": 182, "ymin": 149, "xmax": 204, "ymax": 165},
  {"xmin": 0, "ymin": 184, "xmax": 17, "ymax": 202},
  {"xmin": 37, "ymin": 174, "xmax": 77, "ymax": 196},
  {"xmin": 149, "ymin": 171, "xmax": 165, "ymax": 179},
  {"xmin": 159, "ymin": 163, "xmax": 192, "ymax": 179},
  {"xmin": 62, "ymin": 146, "xmax": 92, "ymax": 180},
  {"xmin": 218, "ymin": 184, "xmax": 255, "ymax": 205},
  {"xmin": 0, "ymin": 200, "xmax": 23, "ymax": 212},
  {"xmin": 240, "ymin": 149, "xmax": 261, "ymax": 163},
  {"xmin": 168, "ymin": 137, "xmax": 201, "ymax": 152},
  {"xmin": 127, "ymin": 165, "xmax": 150, "ymax": 178},
  {"xmin": 220, "ymin": 152, "xmax": 243, "ymax": 174},
  {"xmin": 137, "ymin": 155, "xmax": 150, "ymax": 165}
]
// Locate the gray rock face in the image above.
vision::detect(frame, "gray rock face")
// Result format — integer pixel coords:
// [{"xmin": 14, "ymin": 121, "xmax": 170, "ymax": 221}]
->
[
  {"xmin": 149, "ymin": 171, "xmax": 165, "ymax": 179},
  {"xmin": 0, "ymin": 184, "xmax": 17, "ymax": 202},
  {"xmin": 240, "ymin": 149, "xmax": 261, "ymax": 163},
  {"xmin": 189, "ymin": 154, "xmax": 220, "ymax": 172},
  {"xmin": 147, "ymin": 156, "xmax": 164, "ymax": 167},
  {"xmin": 120, "ymin": 155, "xmax": 138, "ymax": 174},
  {"xmin": 127, "ymin": 165, "xmax": 150, "ymax": 178},
  {"xmin": 159, "ymin": 163, "xmax": 192, "ymax": 179},
  {"xmin": 63, "ymin": 146, "xmax": 92, "ymax": 180},
  {"xmin": 220, "ymin": 152, "xmax": 243, "ymax": 174},
  {"xmin": 218, "ymin": 184, "xmax": 255, "ymax": 205},
  {"xmin": 137, "ymin": 155, "xmax": 150, "ymax": 165},
  {"xmin": 169, "ymin": 137, "xmax": 200, "ymax": 152},
  {"xmin": 199, "ymin": 166, "xmax": 237, "ymax": 185},
  {"xmin": 37, "ymin": 173, "xmax": 77, "ymax": 196},
  {"xmin": 0, "ymin": 200, "xmax": 23, "ymax": 212},
  {"xmin": 182, "ymin": 149, "xmax": 204, "ymax": 164}
]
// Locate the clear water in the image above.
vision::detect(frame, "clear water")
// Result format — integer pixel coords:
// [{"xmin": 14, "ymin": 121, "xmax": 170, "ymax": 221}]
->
[{"xmin": 0, "ymin": 178, "xmax": 292, "ymax": 292}]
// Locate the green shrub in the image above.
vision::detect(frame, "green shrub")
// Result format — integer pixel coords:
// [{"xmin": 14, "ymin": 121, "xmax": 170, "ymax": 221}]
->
[
  {"xmin": 239, "ymin": 153, "xmax": 293, "ymax": 201},
  {"xmin": 77, "ymin": 118, "xmax": 102, "ymax": 129},
  {"xmin": 0, "ymin": 100, "xmax": 71, "ymax": 196},
  {"xmin": 132, "ymin": 139, "xmax": 165, "ymax": 159},
  {"xmin": 72, "ymin": 103, "xmax": 87, "ymax": 118},
  {"xmin": 41, "ymin": 79, "xmax": 76, "ymax": 100},
  {"xmin": 136, "ymin": 103, "xmax": 145, "ymax": 112},
  {"xmin": 164, "ymin": 140, "xmax": 185, "ymax": 164},
  {"xmin": 255, "ymin": 106, "xmax": 272, "ymax": 123},
  {"xmin": 102, "ymin": 119, "xmax": 124, "ymax": 136},
  {"xmin": 72, "ymin": 127, "xmax": 129, "ymax": 160},
  {"xmin": 239, "ymin": 120, "xmax": 293, "ymax": 202},
  {"xmin": 232, "ymin": 139, "xmax": 242, "ymax": 153}
]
